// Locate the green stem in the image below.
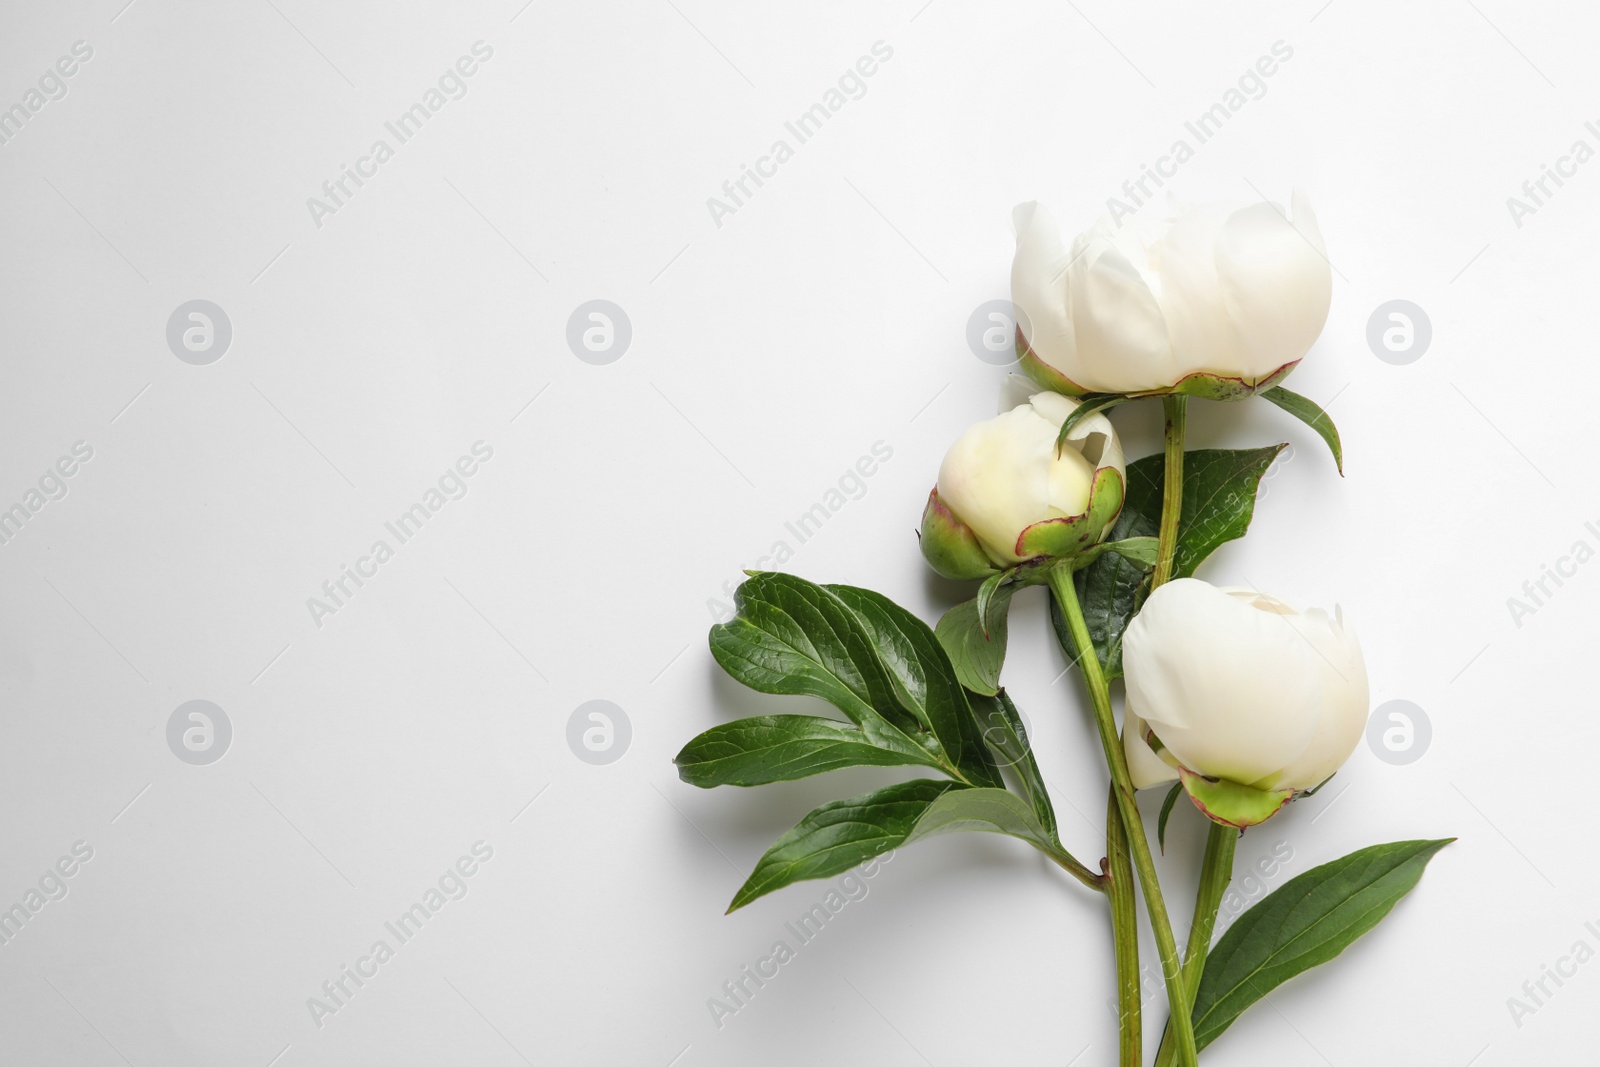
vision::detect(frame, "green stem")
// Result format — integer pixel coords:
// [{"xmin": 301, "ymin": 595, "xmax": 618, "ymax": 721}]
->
[
  {"xmin": 1045, "ymin": 844, "xmax": 1110, "ymax": 894},
  {"xmin": 1048, "ymin": 567, "xmax": 1198, "ymax": 1067},
  {"xmin": 1154, "ymin": 821, "xmax": 1237, "ymax": 1067},
  {"xmin": 1151, "ymin": 395, "xmax": 1187, "ymax": 588},
  {"xmin": 1106, "ymin": 788, "xmax": 1141, "ymax": 1067}
]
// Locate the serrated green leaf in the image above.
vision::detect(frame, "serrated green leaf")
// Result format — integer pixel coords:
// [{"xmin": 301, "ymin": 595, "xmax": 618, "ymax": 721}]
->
[
  {"xmin": 1192, "ymin": 838, "xmax": 1453, "ymax": 1051},
  {"xmin": 1260, "ymin": 386, "xmax": 1343, "ymax": 475},
  {"xmin": 728, "ymin": 779, "xmax": 1060, "ymax": 911},
  {"xmin": 1063, "ymin": 446, "xmax": 1285, "ymax": 677},
  {"xmin": 968, "ymin": 689, "xmax": 1057, "ymax": 843},
  {"xmin": 934, "ymin": 585, "xmax": 1017, "ymax": 697},
  {"xmin": 675, "ymin": 715, "xmax": 937, "ymax": 788}
]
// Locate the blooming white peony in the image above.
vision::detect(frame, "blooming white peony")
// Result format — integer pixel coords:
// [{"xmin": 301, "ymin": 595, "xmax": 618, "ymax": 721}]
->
[
  {"xmin": 1122, "ymin": 578, "xmax": 1368, "ymax": 795},
  {"xmin": 1011, "ymin": 191, "xmax": 1332, "ymax": 397}
]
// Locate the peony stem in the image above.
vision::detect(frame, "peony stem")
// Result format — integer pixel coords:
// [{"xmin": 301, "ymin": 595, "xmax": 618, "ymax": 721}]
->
[
  {"xmin": 1154, "ymin": 821, "xmax": 1237, "ymax": 1067},
  {"xmin": 1048, "ymin": 567, "xmax": 1198, "ymax": 1067},
  {"xmin": 1152, "ymin": 395, "xmax": 1187, "ymax": 588},
  {"xmin": 1106, "ymin": 788, "xmax": 1141, "ymax": 1067}
]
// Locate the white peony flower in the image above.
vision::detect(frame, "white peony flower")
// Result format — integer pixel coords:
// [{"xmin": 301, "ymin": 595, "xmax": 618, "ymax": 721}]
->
[
  {"xmin": 1122, "ymin": 578, "xmax": 1368, "ymax": 797},
  {"xmin": 1011, "ymin": 191, "xmax": 1332, "ymax": 398},
  {"xmin": 920, "ymin": 393, "xmax": 1125, "ymax": 578}
]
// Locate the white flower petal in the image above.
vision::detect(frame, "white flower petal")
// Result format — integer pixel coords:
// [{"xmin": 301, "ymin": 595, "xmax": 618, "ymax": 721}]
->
[
  {"xmin": 1144, "ymin": 203, "xmax": 1240, "ymax": 378},
  {"xmin": 1010, "ymin": 202, "xmax": 1079, "ymax": 381},
  {"xmin": 1259, "ymin": 605, "xmax": 1370, "ymax": 791},
  {"xmin": 1068, "ymin": 237, "xmax": 1175, "ymax": 393},
  {"xmin": 1214, "ymin": 193, "xmax": 1333, "ymax": 380},
  {"xmin": 934, "ymin": 394, "xmax": 1122, "ymax": 564},
  {"xmin": 1123, "ymin": 579, "xmax": 1322, "ymax": 786},
  {"xmin": 1124, "ymin": 703, "xmax": 1179, "ymax": 789},
  {"xmin": 1008, "ymin": 192, "xmax": 1334, "ymax": 393}
]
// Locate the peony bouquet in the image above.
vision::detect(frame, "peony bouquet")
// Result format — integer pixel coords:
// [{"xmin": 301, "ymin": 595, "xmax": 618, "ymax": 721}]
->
[{"xmin": 676, "ymin": 191, "xmax": 1450, "ymax": 1065}]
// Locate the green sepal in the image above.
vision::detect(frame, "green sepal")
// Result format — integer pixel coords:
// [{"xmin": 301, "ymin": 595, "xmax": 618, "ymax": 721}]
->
[
  {"xmin": 1017, "ymin": 338, "xmax": 1093, "ymax": 397},
  {"xmin": 1178, "ymin": 769, "xmax": 1294, "ymax": 829},
  {"xmin": 919, "ymin": 488, "xmax": 1001, "ymax": 581},
  {"xmin": 1018, "ymin": 324, "xmax": 1298, "ymax": 403},
  {"xmin": 1168, "ymin": 359, "xmax": 1299, "ymax": 401},
  {"xmin": 1014, "ymin": 466, "xmax": 1126, "ymax": 560}
]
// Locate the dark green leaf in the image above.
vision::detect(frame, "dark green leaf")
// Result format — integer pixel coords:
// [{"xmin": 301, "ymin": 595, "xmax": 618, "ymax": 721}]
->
[
  {"xmin": 728, "ymin": 779, "xmax": 1060, "ymax": 911},
  {"xmin": 675, "ymin": 715, "xmax": 936, "ymax": 788},
  {"xmin": 934, "ymin": 585, "xmax": 1017, "ymax": 697},
  {"xmin": 826, "ymin": 584, "xmax": 1002, "ymax": 789},
  {"xmin": 1157, "ymin": 782, "xmax": 1183, "ymax": 853},
  {"xmin": 1260, "ymin": 386, "xmax": 1343, "ymax": 475},
  {"xmin": 1192, "ymin": 838, "xmax": 1453, "ymax": 1051},
  {"xmin": 969, "ymin": 689, "xmax": 1057, "ymax": 843},
  {"xmin": 710, "ymin": 573, "xmax": 931, "ymax": 750},
  {"xmin": 1066, "ymin": 446, "xmax": 1286, "ymax": 677}
]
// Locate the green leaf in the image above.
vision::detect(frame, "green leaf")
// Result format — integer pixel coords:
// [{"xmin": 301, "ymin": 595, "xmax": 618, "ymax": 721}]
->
[
  {"xmin": 1192, "ymin": 838, "xmax": 1454, "ymax": 1051},
  {"xmin": 969, "ymin": 689, "xmax": 1057, "ymax": 843},
  {"xmin": 675, "ymin": 715, "xmax": 936, "ymax": 788},
  {"xmin": 710, "ymin": 573, "xmax": 930, "ymax": 749},
  {"xmin": 1157, "ymin": 782, "xmax": 1183, "ymax": 853},
  {"xmin": 975, "ymin": 571, "xmax": 1009, "ymax": 637},
  {"xmin": 1054, "ymin": 393, "xmax": 1129, "ymax": 454},
  {"xmin": 728, "ymin": 779, "xmax": 1060, "ymax": 911},
  {"xmin": 1260, "ymin": 386, "xmax": 1343, "ymax": 475},
  {"xmin": 826, "ymin": 584, "xmax": 1002, "ymax": 789},
  {"xmin": 1064, "ymin": 446, "xmax": 1286, "ymax": 677},
  {"xmin": 1075, "ymin": 536, "xmax": 1160, "ymax": 570},
  {"xmin": 935, "ymin": 584, "xmax": 1017, "ymax": 697}
]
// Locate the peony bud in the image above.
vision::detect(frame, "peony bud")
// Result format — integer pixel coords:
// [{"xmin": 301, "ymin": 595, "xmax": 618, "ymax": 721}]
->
[
  {"xmin": 1122, "ymin": 579, "xmax": 1368, "ymax": 827},
  {"xmin": 1011, "ymin": 191, "xmax": 1332, "ymax": 399},
  {"xmin": 920, "ymin": 393, "xmax": 1125, "ymax": 579}
]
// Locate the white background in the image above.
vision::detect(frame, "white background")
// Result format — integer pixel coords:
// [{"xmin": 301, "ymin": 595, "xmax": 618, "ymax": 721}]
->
[{"xmin": 0, "ymin": 0, "xmax": 1594, "ymax": 1064}]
